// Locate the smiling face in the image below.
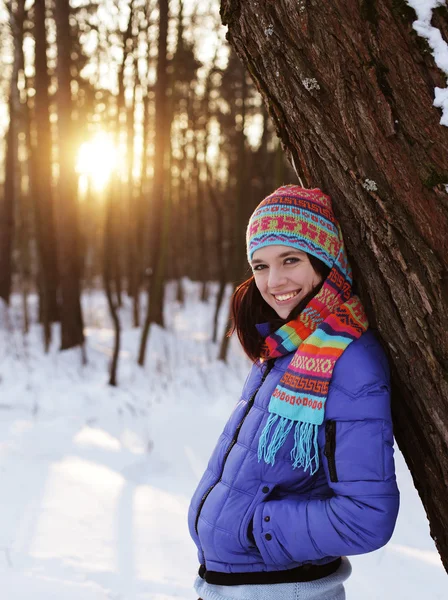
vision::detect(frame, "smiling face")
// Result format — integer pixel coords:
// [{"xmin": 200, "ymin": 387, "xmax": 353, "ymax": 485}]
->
[{"xmin": 251, "ymin": 245, "xmax": 324, "ymax": 319}]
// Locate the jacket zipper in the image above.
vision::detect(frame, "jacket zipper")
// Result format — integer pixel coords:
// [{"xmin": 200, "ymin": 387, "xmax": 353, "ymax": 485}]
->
[
  {"xmin": 324, "ymin": 420, "xmax": 338, "ymax": 482},
  {"xmin": 195, "ymin": 359, "xmax": 274, "ymax": 563}
]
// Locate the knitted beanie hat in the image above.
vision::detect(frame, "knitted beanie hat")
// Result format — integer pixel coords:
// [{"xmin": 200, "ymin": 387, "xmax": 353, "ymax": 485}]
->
[{"xmin": 246, "ymin": 185, "xmax": 347, "ymax": 276}]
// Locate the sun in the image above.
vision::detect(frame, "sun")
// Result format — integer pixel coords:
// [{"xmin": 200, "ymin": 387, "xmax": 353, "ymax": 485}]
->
[{"xmin": 76, "ymin": 132, "xmax": 119, "ymax": 192}]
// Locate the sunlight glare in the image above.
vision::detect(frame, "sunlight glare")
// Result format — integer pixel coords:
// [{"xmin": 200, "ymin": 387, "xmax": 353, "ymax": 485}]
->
[{"xmin": 76, "ymin": 132, "xmax": 118, "ymax": 191}]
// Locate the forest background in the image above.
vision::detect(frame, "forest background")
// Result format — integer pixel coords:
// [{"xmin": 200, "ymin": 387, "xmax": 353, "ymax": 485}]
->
[{"xmin": 0, "ymin": 0, "xmax": 296, "ymax": 379}]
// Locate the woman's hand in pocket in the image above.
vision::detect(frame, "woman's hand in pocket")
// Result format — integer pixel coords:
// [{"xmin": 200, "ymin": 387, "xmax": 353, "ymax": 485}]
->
[{"xmin": 247, "ymin": 517, "xmax": 256, "ymax": 548}]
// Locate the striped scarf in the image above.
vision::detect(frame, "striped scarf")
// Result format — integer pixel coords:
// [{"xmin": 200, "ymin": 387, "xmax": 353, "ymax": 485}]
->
[{"xmin": 258, "ymin": 260, "xmax": 368, "ymax": 474}]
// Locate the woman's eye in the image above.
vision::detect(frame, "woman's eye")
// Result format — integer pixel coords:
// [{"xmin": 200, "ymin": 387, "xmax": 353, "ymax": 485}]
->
[
  {"xmin": 253, "ymin": 264, "xmax": 266, "ymax": 271},
  {"xmin": 285, "ymin": 257, "xmax": 300, "ymax": 265}
]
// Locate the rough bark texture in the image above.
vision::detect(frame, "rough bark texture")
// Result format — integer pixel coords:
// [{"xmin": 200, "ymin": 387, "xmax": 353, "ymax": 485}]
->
[{"xmin": 221, "ymin": 0, "xmax": 448, "ymax": 570}]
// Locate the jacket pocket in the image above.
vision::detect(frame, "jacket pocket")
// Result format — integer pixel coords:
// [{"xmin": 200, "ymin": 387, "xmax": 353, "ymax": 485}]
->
[
  {"xmin": 324, "ymin": 419, "xmax": 385, "ymax": 482},
  {"xmin": 252, "ymin": 502, "xmax": 296, "ymax": 567},
  {"xmin": 238, "ymin": 495, "xmax": 261, "ymax": 551}
]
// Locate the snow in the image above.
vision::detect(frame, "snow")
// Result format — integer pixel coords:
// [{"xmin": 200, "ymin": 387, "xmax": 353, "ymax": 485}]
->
[
  {"xmin": 405, "ymin": 0, "xmax": 448, "ymax": 125},
  {"xmin": 301, "ymin": 78, "xmax": 320, "ymax": 92},
  {"xmin": 362, "ymin": 179, "xmax": 378, "ymax": 192},
  {"xmin": 0, "ymin": 281, "xmax": 446, "ymax": 599}
]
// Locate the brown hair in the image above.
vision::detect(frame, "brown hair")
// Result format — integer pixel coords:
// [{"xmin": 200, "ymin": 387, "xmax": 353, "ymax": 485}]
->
[{"xmin": 229, "ymin": 255, "xmax": 331, "ymax": 362}]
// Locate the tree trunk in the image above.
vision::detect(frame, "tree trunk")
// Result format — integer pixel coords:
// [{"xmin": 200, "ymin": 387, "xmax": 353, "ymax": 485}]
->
[
  {"xmin": 192, "ymin": 127, "xmax": 208, "ymax": 301},
  {"xmin": 0, "ymin": 1, "xmax": 25, "ymax": 303},
  {"xmin": 127, "ymin": 86, "xmax": 140, "ymax": 327},
  {"xmin": 114, "ymin": 0, "xmax": 137, "ymax": 320},
  {"xmin": 33, "ymin": 0, "xmax": 59, "ymax": 329},
  {"xmin": 221, "ymin": 0, "xmax": 448, "ymax": 569},
  {"xmin": 0, "ymin": 91, "xmax": 18, "ymax": 304},
  {"xmin": 138, "ymin": 0, "xmax": 170, "ymax": 366},
  {"xmin": 219, "ymin": 60, "xmax": 250, "ymax": 362},
  {"xmin": 103, "ymin": 187, "xmax": 121, "ymax": 387},
  {"xmin": 218, "ymin": 283, "xmax": 235, "ymax": 362},
  {"xmin": 207, "ymin": 167, "xmax": 228, "ymax": 344},
  {"xmin": 54, "ymin": 0, "xmax": 84, "ymax": 350}
]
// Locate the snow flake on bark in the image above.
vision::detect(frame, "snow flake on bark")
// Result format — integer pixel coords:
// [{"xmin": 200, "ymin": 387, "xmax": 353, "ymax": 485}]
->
[
  {"xmin": 362, "ymin": 179, "xmax": 378, "ymax": 192},
  {"xmin": 405, "ymin": 0, "xmax": 448, "ymax": 126},
  {"xmin": 297, "ymin": 0, "xmax": 306, "ymax": 13},
  {"xmin": 302, "ymin": 78, "xmax": 320, "ymax": 91},
  {"xmin": 265, "ymin": 25, "xmax": 274, "ymax": 36}
]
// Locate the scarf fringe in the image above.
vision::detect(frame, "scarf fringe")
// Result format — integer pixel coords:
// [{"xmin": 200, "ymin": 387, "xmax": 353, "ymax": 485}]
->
[
  {"xmin": 258, "ymin": 416, "xmax": 320, "ymax": 474},
  {"xmin": 291, "ymin": 421, "xmax": 319, "ymax": 475}
]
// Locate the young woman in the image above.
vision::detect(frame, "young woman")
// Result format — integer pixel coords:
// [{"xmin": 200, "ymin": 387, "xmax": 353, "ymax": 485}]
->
[{"xmin": 188, "ymin": 185, "xmax": 400, "ymax": 600}]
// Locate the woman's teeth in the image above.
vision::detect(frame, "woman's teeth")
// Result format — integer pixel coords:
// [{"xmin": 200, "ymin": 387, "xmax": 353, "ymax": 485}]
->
[{"xmin": 274, "ymin": 290, "xmax": 299, "ymax": 302}]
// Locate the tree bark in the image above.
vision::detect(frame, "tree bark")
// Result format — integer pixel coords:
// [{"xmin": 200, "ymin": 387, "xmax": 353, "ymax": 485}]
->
[
  {"xmin": 54, "ymin": 0, "xmax": 84, "ymax": 350},
  {"xmin": 0, "ymin": 1, "xmax": 25, "ymax": 303},
  {"xmin": 103, "ymin": 187, "xmax": 121, "ymax": 387},
  {"xmin": 33, "ymin": 0, "xmax": 60, "ymax": 343},
  {"xmin": 207, "ymin": 166, "xmax": 228, "ymax": 344},
  {"xmin": 221, "ymin": 0, "xmax": 448, "ymax": 569},
  {"xmin": 0, "ymin": 84, "xmax": 18, "ymax": 304},
  {"xmin": 138, "ymin": 0, "xmax": 170, "ymax": 366}
]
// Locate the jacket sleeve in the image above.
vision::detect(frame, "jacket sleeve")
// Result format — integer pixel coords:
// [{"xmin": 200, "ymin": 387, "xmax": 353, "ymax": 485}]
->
[{"xmin": 252, "ymin": 338, "xmax": 400, "ymax": 566}]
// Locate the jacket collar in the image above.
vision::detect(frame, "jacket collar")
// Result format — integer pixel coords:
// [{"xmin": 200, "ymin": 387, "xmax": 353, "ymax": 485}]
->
[{"xmin": 255, "ymin": 322, "xmax": 271, "ymax": 338}]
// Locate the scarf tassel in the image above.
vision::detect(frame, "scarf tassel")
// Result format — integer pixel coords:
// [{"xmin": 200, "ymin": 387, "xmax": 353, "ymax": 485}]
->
[{"xmin": 258, "ymin": 415, "xmax": 320, "ymax": 474}]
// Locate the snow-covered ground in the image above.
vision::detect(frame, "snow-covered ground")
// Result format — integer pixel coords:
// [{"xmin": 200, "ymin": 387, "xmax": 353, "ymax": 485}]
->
[{"xmin": 0, "ymin": 281, "xmax": 446, "ymax": 599}]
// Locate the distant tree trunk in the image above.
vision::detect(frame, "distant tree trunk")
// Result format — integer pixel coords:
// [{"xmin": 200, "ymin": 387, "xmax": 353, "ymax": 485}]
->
[
  {"xmin": 219, "ymin": 60, "xmax": 249, "ymax": 362},
  {"xmin": 218, "ymin": 283, "xmax": 235, "ymax": 362},
  {"xmin": 0, "ymin": 1, "xmax": 25, "ymax": 303},
  {"xmin": 103, "ymin": 188, "xmax": 121, "ymax": 387},
  {"xmin": 54, "ymin": 0, "xmax": 84, "ymax": 350},
  {"xmin": 0, "ymin": 91, "xmax": 18, "ymax": 304},
  {"xmin": 221, "ymin": 0, "xmax": 448, "ymax": 569},
  {"xmin": 192, "ymin": 126, "xmax": 208, "ymax": 301},
  {"xmin": 138, "ymin": 0, "xmax": 170, "ymax": 366},
  {"xmin": 17, "ymin": 185, "xmax": 30, "ymax": 335},
  {"xmin": 17, "ymin": 25, "xmax": 32, "ymax": 336},
  {"xmin": 111, "ymin": 183, "xmax": 123, "ymax": 309},
  {"xmin": 114, "ymin": 0, "xmax": 136, "ymax": 319},
  {"xmin": 173, "ymin": 131, "xmax": 186, "ymax": 306},
  {"xmin": 207, "ymin": 167, "xmax": 228, "ymax": 344},
  {"xmin": 127, "ymin": 85, "xmax": 140, "ymax": 327},
  {"xmin": 33, "ymin": 0, "xmax": 59, "ymax": 328}
]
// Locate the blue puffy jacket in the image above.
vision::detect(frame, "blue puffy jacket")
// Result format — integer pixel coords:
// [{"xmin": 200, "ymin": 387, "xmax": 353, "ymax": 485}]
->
[{"xmin": 188, "ymin": 329, "xmax": 400, "ymax": 577}]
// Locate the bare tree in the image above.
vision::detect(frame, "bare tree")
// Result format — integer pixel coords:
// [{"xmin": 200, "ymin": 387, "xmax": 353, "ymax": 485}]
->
[
  {"xmin": 33, "ymin": 0, "xmax": 60, "ymax": 346},
  {"xmin": 103, "ymin": 186, "xmax": 121, "ymax": 387},
  {"xmin": 54, "ymin": 0, "xmax": 84, "ymax": 350},
  {"xmin": 138, "ymin": 0, "xmax": 170, "ymax": 366},
  {"xmin": 221, "ymin": 0, "xmax": 448, "ymax": 569},
  {"xmin": 0, "ymin": 0, "xmax": 26, "ymax": 304}
]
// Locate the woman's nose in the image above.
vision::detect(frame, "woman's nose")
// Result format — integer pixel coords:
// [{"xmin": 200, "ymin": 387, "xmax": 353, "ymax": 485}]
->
[{"xmin": 268, "ymin": 268, "xmax": 287, "ymax": 290}]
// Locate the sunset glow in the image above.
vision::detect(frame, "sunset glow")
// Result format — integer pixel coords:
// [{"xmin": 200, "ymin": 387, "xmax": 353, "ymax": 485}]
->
[{"xmin": 76, "ymin": 133, "xmax": 119, "ymax": 191}]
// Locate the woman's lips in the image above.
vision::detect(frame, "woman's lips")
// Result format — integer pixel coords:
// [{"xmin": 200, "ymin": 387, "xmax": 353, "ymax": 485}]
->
[{"xmin": 272, "ymin": 290, "xmax": 300, "ymax": 304}]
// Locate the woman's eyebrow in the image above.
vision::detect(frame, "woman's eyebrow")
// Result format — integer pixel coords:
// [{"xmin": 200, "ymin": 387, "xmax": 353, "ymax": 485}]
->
[{"xmin": 251, "ymin": 250, "xmax": 304, "ymax": 265}]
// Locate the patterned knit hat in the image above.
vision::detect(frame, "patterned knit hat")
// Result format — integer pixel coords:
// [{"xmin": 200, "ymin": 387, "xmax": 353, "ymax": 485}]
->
[{"xmin": 247, "ymin": 185, "xmax": 345, "ymax": 275}]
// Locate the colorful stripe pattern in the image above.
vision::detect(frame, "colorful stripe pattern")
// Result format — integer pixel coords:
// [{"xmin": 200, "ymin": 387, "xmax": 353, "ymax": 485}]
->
[
  {"xmin": 247, "ymin": 186, "xmax": 341, "ymax": 269},
  {"xmin": 252, "ymin": 186, "xmax": 369, "ymax": 474}
]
